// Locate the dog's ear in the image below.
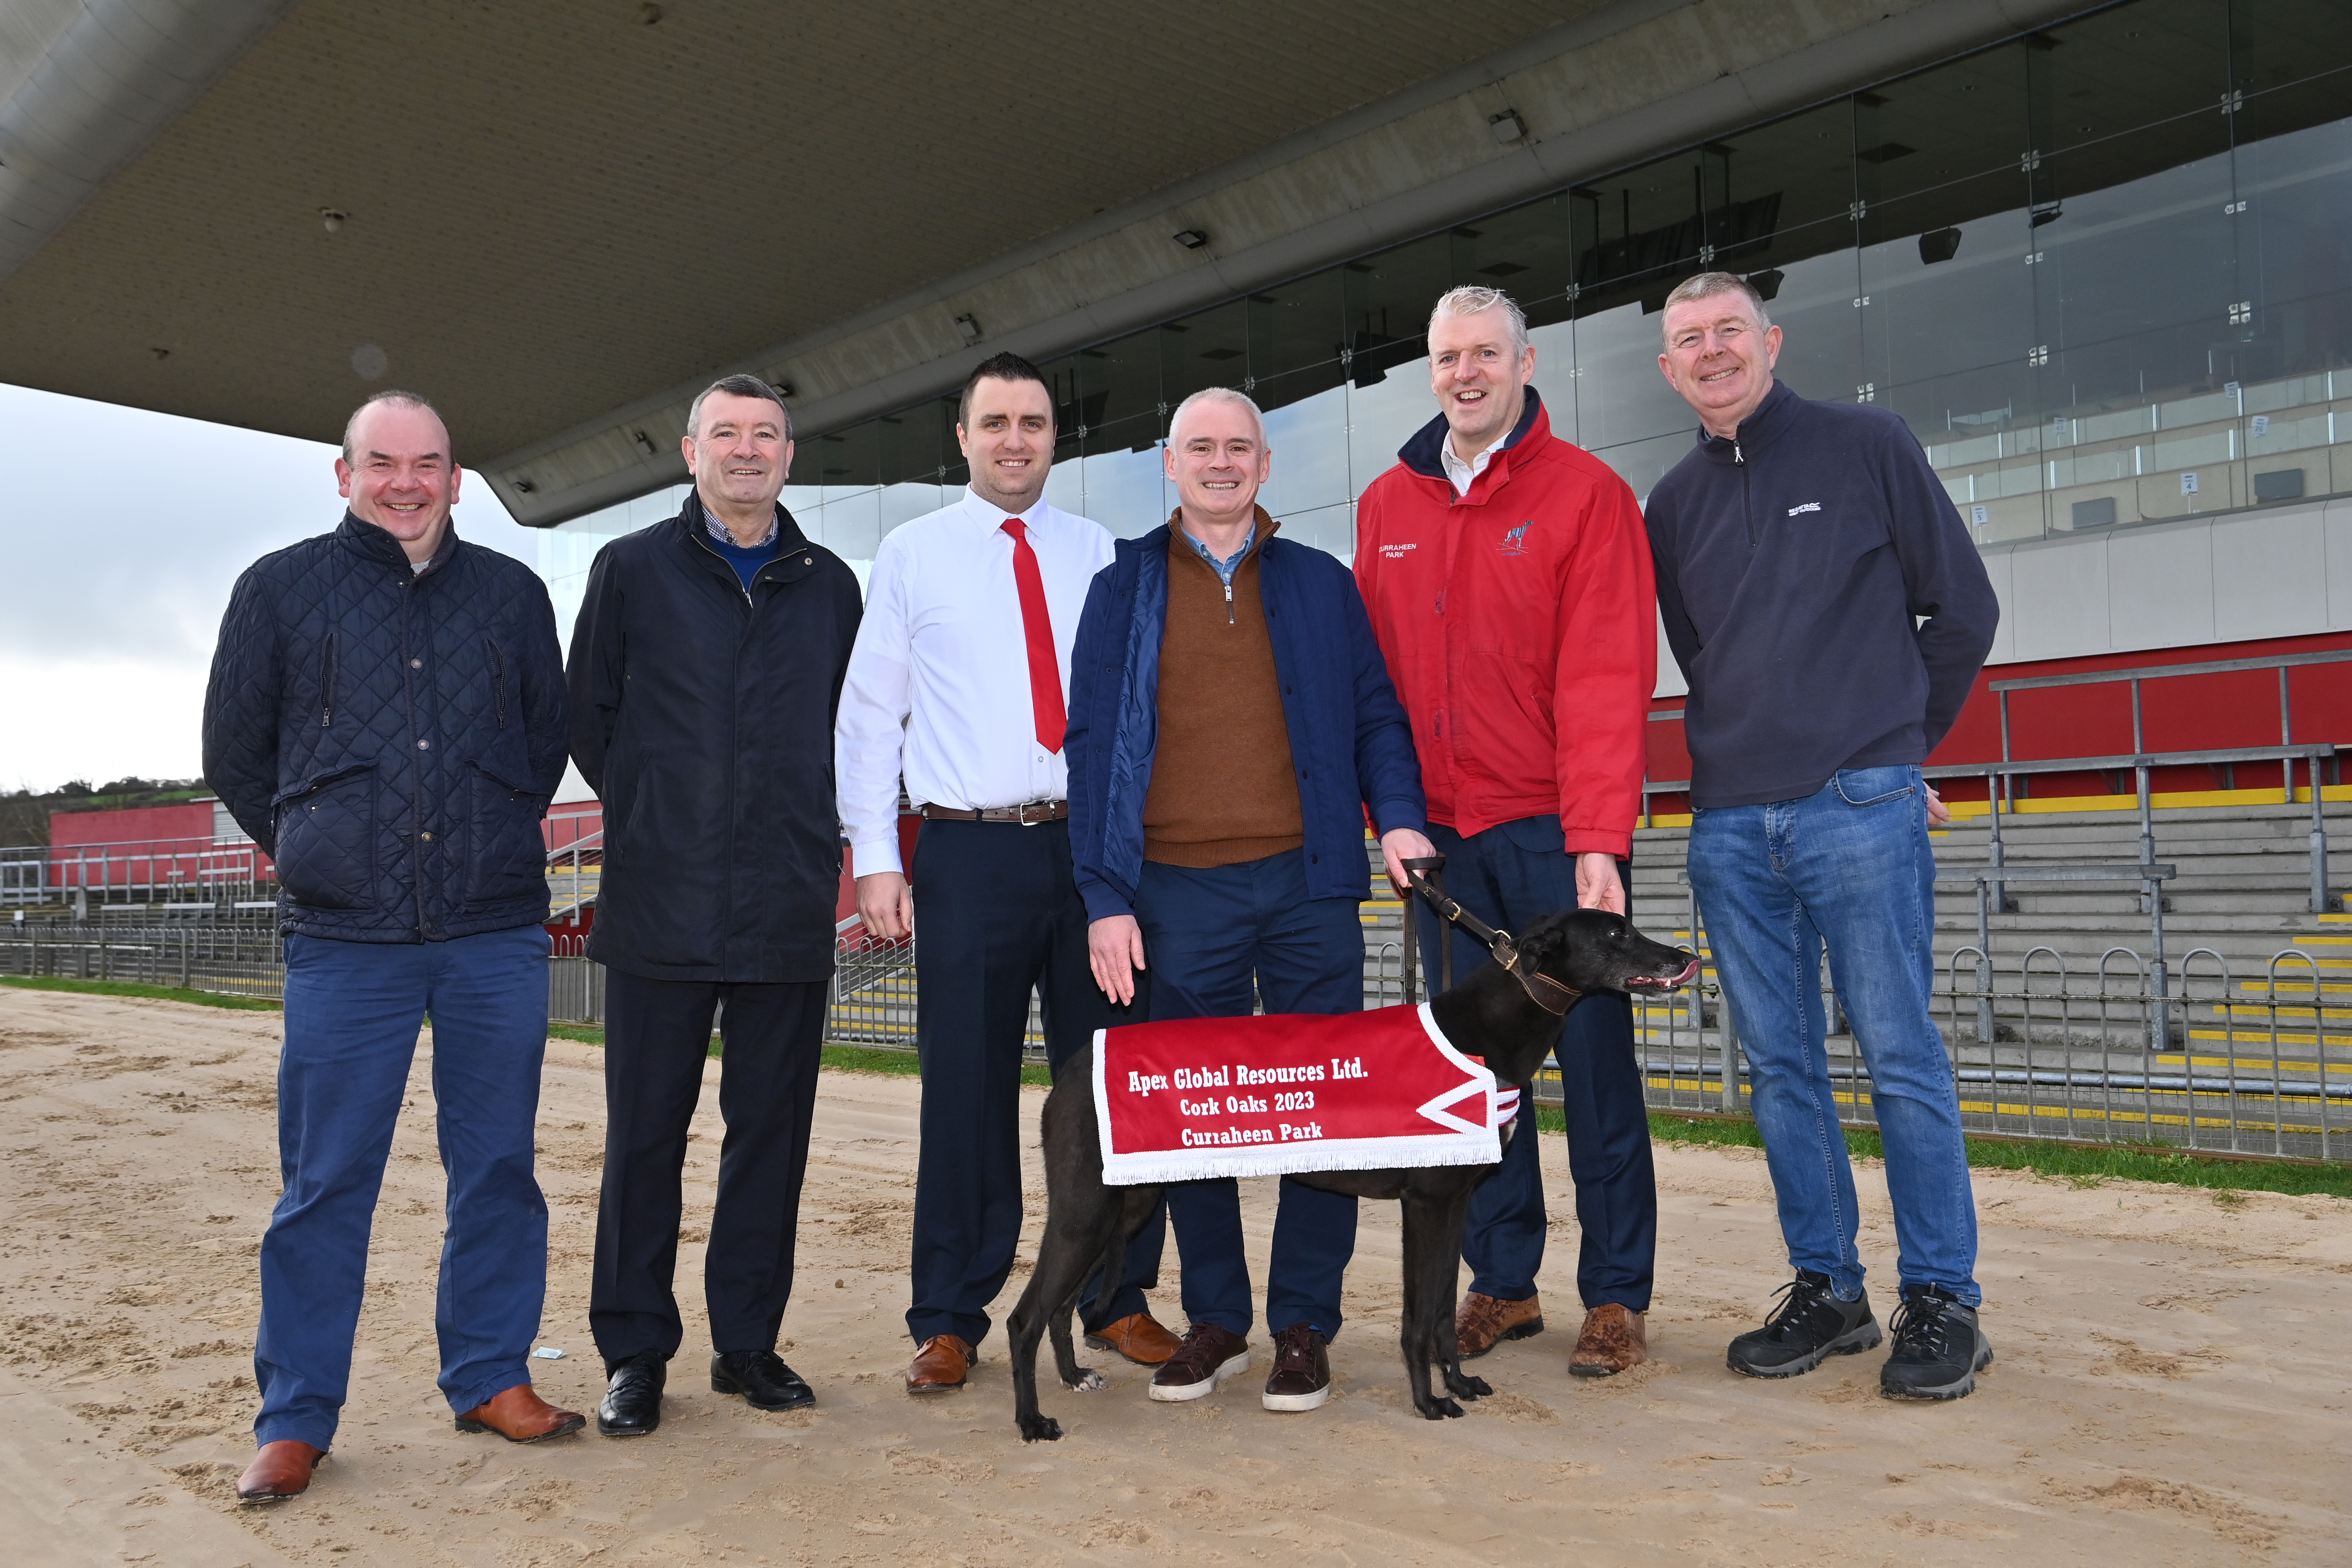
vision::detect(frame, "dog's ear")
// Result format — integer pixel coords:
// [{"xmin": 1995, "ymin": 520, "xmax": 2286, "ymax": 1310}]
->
[{"xmin": 1513, "ymin": 914, "xmax": 1573, "ymax": 976}]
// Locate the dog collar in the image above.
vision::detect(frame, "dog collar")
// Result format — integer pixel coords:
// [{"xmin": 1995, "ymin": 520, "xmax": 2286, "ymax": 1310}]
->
[{"xmin": 1490, "ymin": 935, "xmax": 1582, "ymax": 1016}]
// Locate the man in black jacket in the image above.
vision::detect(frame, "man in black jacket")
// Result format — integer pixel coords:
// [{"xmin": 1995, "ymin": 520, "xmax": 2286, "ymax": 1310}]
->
[
  {"xmin": 203, "ymin": 391, "xmax": 579, "ymax": 1505},
  {"xmin": 567, "ymin": 374, "xmax": 862, "ymax": 1436},
  {"xmin": 1645, "ymin": 272, "xmax": 2000, "ymax": 1402}
]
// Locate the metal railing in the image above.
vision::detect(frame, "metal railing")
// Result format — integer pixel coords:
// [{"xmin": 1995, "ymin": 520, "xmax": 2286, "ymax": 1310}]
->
[
  {"xmin": 10, "ymin": 912, "xmax": 2344, "ymax": 1163},
  {"xmin": 1, "ymin": 837, "xmax": 278, "ymax": 910},
  {"xmin": 1642, "ymin": 650, "xmax": 2352, "ymax": 914}
]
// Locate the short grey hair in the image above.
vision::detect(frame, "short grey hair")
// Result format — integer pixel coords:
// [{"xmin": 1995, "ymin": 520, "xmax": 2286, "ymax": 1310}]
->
[
  {"xmin": 341, "ymin": 390, "xmax": 446, "ymax": 463},
  {"xmin": 688, "ymin": 373, "xmax": 793, "ymax": 441},
  {"xmin": 1169, "ymin": 386, "xmax": 1266, "ymax": 446},
  {"xmin": 1660, "ymin": 272, "xmax": 1773, "ymax": 345},
  {"xmin": 1427, "ymin": 285, "xmax": 1529, "ymax": 355}
]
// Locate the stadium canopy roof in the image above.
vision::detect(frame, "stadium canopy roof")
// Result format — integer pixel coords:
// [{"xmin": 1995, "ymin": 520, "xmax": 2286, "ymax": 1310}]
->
[{"xmin": 0, "ymin": 0, "xmax": 2078, "ymax": 524}]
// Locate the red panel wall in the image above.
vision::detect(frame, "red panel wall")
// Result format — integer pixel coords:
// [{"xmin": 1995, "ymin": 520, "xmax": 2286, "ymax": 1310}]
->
[{"xmin": 1642, "ymin": 631, "xmax": 2352, "ymax": 812}]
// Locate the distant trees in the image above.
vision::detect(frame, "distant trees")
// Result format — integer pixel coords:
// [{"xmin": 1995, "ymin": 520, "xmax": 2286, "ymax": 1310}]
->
[{"xmin": 0, "ymin": 779, "xmax": 208, "ymax": 846}]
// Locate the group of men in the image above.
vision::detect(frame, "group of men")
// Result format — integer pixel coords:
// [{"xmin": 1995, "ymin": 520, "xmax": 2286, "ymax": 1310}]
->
[{"xmin": 203, "ymin": 270, "xmax": 1998, "ymax": 1504}]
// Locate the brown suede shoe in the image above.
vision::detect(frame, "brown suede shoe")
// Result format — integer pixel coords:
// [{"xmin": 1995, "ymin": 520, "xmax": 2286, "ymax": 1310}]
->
[
  {"xmin": 1568, "ymin": 1303, "xmax": 1648, "ymax": 1377},
  {"xmin": 1084, "ymin": 1310, "xmax": 1181, "ymax": 1366},
  {"xmin": 455, "ymin": 1383, "xmax": 588, "ymax": 1442},
  {"xmin": 236, "ymin": 1440, "xmax": 324, "ymax": 1504},
  {"xmin": 906, "ymin": 1333, "xmax": 976, "ymax": 1394},
  {"xmin": 1148, "ymin": 1323, "xmax": 1249, "ymax": 1402},
  {"xmin": 1455, "ymin": 1291, "xmax": 1544, "ymax": 1360}
]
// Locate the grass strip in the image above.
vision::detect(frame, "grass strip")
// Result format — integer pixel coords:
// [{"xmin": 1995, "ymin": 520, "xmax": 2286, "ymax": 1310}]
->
[
  {"xmin": 14, "ymin": 987, "xmax": 2330, "ymax": 1198},
  {"xmin": 1551, "ymin": 1106, "xmax": 2352, "ymax": 1200},
  {"xmin": 0, "ymin": 974, "xmax": 283, "ymax": 1012}
]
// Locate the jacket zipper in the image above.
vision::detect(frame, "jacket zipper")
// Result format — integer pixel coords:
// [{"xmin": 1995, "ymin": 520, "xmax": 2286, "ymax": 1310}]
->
[
  {"xmin": 1735, "ymin": 440, "xmax": 1757, "ymax": 549},
  {"xmin": 485, "ymin": 637, "xmax": 507, "ymax": 728},
  {"xmin": 692, "ymin": 527, "xmax": 759, "ymax": 606},
  {"xmin": 318, "ymin": 631, "xmax": 339, "ymax": 727}
]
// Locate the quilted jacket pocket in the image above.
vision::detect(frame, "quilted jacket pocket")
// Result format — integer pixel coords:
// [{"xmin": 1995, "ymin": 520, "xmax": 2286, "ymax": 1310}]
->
[
  {"xmin": 464, "ymin": 758, "xmax": 548, "ymax": 906},
  {"xmin": 273, "ymin": 761, "xmax": 378, "ymax": 911}
]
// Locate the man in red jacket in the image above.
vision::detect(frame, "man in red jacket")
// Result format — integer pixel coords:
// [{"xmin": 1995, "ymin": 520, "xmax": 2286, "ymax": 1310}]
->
[{"xmin": 1354, "ymin": 286, "xmax": 1660, "ymax": 1377}]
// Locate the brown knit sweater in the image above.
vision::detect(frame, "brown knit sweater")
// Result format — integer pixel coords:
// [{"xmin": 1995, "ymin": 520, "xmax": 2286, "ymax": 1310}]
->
[{"xmin": 1143, "ymin": 509, "xmax": 1305, "ymax": 868}]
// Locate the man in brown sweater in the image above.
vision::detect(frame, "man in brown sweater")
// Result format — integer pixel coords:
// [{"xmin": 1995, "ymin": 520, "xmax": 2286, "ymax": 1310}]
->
[{"xmin": 1067, "ymin": 387, "xmax": 1433, "ymax": 1415}]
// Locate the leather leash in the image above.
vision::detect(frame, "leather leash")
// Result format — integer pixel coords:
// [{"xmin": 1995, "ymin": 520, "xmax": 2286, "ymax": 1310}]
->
[{"xmin": 1399, "ymin": 855, "xmax": 1582, "ymax": 1016}]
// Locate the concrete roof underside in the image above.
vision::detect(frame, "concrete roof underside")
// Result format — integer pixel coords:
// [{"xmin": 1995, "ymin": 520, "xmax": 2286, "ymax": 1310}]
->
[{"xmin": 0, "ymin": 0, "xmax": 2086, "ymax": 525}]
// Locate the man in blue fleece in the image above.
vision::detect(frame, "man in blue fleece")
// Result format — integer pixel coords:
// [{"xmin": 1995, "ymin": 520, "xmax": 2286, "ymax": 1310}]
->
[{"xmin": 1644, "ymin": 272, "xmax": 2000, "ymax": 1401}]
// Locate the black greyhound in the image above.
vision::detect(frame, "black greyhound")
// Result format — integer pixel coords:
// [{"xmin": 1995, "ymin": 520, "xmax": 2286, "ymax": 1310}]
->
[{"xmin": 1006, "ymin": 906, "xmax": 1698, "ymax": 1441}]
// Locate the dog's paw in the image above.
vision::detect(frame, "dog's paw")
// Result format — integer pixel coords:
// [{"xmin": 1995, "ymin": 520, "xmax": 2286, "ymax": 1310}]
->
[
  {"xmin": 1063, "ymin": 1368, "xmax": 1106, "ymax": 1392},
  {"xmin": 1416, "ymin": 1396, "xmax": 1465, "ymax": 1420},
  {"xmin": 1445, "ymin": 1372, "xmax": 1492, "ymax": 1399},
  {"xmin": 1017, "ymin": 1414, "xmax": 1064, "ymax": 1443}
]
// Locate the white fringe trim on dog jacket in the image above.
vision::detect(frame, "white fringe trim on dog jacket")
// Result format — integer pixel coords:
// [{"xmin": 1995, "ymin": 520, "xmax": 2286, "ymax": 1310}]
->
[{"xmin": 1091, "ymin": 1003, "xmax": 1515, "ymax": 1186}]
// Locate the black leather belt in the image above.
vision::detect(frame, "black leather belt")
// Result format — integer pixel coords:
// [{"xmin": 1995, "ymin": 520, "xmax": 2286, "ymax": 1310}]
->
[{"xmin": 919, "ymin": 800, "xmax": 1068, "ymax": 825}]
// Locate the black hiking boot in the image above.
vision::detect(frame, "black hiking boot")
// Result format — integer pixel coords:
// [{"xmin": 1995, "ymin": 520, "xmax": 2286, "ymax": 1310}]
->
[
  {"xmin": 1726, "ymin": 1269, "xmax": 1881, "ymax": 1378},
  {"xmin": 1879, "ymin": 1284, "xmax": 1993, "ymax": 1401}
]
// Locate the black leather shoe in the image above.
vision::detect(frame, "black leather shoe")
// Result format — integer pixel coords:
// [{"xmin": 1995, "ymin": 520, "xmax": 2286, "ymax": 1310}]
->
[
  {"xmin": 712, "ymin": 1348, "xmax": 816, "ymax": 1411},
  {"xmin": 597, "ymin": 1350, "xmax": 667, "ymax": 1437}
]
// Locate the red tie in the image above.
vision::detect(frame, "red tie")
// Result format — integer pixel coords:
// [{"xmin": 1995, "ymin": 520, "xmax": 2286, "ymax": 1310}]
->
[{"xmin": 1001, "ymin": 519, "xmax": 1067, "ymax": 754}]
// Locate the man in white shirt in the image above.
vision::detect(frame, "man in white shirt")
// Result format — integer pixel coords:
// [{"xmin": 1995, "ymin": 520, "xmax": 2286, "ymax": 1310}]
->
[{"xmin": 835, "ymin": 352, "xmax": 1178, "ymax": 1396}]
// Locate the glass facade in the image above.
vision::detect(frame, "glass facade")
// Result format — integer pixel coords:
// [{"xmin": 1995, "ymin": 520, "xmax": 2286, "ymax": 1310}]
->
[{"xmin": 542, "ymin": 0, "xmax": 2352, "ymax": 636}]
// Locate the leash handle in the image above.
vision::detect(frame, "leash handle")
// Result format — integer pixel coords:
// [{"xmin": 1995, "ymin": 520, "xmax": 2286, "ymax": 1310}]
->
[{"xmin": 1401, "ymin": 857, "xmax": 1450, "ymax": 995}]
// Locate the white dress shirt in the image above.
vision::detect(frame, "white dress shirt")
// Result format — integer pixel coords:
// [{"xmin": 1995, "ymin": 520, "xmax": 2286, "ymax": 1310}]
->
[
  {"xmin": 1440, "ymin": 430, "xmax": 1512, "ymax": 496},
  {"xmin": 834, "ymin": 486, "xmax": 1116, "ymax": 877}
]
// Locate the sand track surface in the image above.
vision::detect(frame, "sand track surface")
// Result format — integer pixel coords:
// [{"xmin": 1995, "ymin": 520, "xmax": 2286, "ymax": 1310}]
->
[{"xmin": 2, "ymin": 985, "xmax": 2349, "ymax": 1565}]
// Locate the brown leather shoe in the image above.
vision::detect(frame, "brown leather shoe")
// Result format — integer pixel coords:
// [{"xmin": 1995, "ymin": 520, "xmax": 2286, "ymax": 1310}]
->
[
  {"xmin": 454, "ymin": 1383, "xmax": 588, "ymax": 1442},
  {"xmin": 1148, "ymin": 1322, "xmax": 1249, "ymax": 1402},
  {"xmin": 236, "ymin": 1440, "xmax": 324, "ymax": 1504},
  {"xmin": 1455, "ymin": 1291, "xmax": 1544, "ymax": 1359},
  {"xmin": 1084, "ymin": 1310, "xmax": 1181, "ymax": 1366},
  {"xmin": 906, "ymin": 1334, "xmax": 976, "ymax": 1394},
  {"xmin": 1569, "ymin": 1302, "xmax": 1648, "ymax": 1377}
]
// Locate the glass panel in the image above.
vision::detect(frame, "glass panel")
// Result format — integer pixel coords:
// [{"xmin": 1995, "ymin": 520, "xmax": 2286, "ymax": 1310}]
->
[
  {"xmin": 1341, "ymin": 231, "xmax": 1451, "ymax": 389},
  {"xmin": 2031, "ymin": 2, "xmax": 2237, "ymax": 525},
  {"xmin": 1161, "ymin": 300, "xmax": 1248, "ymax": 413},
  {"xmin": 1262, "ymin": 381, "xmax": 1352, "ymax": 520},
  {"xmin": 1454, "ymin": 195, "xmax": 1574, "ymax": 325},
  {"xmin": 1857, "ymin": 43, "xmax": 2044, "ymax": 539},
  {"xmin": 1246, "ymin": 271, "xmax": 1347, "ymax": 414},
  {"xmin": 1077, "ymin": 414, "xmax": 1169, "ymax": 536}
]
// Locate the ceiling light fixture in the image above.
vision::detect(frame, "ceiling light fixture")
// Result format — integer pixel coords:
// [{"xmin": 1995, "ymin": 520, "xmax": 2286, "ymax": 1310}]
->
[
  {"xmin": 1489, "ymin": 109, "xmax": 1527, "ymax": 144},
  {"xmin": 632, "ymin": 430, "xmax": 656, "ymax": 459},
  {"xmin": 318, "ymin": 208, "xmax": 349, "ymax": 233},
  {"xmin": 954, "ymin": 314, "xmax": 982, "ymax": 343},
  {"xmin": 1173, "ymin": 229, "xmax": 1209, "ymax": 249}
]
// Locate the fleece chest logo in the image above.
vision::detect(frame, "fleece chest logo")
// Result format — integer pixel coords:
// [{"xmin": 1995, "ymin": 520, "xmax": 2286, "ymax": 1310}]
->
[
  {"xmin": 1498, "ymin": 521, "xmax": 1534, "ymax": 557},
  {"xmin": 1788, "ymin": 501, "xmax": 1823, "ymax": 517}
]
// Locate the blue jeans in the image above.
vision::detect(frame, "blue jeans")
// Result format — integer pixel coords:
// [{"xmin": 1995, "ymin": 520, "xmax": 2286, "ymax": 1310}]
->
[
  {"xmin": 254, "ymin": 926, "xmax": 553, "ymax": 1449},
  {"xmin": 1686, "ymin": 765, "xmax": 1979, "ymax": 1306},
  {"xmin": 1134, "ymin": 851, "xmax": 1362, "ymax": 1340},
  {"xmin": 1417, "ymin": 818, "xmax": 1654, "ymax": 1312}
]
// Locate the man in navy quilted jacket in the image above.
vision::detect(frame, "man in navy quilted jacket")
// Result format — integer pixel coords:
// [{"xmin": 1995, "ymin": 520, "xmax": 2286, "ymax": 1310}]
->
[{"xmin": 203, "ymin": 392, "xmax": 579, "ymax": 1505}]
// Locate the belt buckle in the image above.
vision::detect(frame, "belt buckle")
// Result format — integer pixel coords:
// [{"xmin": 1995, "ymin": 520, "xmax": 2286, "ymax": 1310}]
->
[{"xmin": 1014, "ymin": 800, "xmax": 1045, "ymax": 827}]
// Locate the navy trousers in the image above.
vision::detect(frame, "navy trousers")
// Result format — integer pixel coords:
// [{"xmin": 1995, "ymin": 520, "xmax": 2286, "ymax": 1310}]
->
[
  {"xmin": 1135, "ymin": 850, "xmax": 1363, "ymax": 1340},
  {"xmin": 255, "ymin": 925, "xmax": 552, "ymax": 1451},
  {"xmin": 1416, "ymin": 817, "xmax": 1655, "ymax": 1312},
  {"xmin": 905, "ymin": 818, "xmax": 1153, "ymax": 1347},
  {"xmin": 590, "ymin": 969, "xmax": 827, "ymax": 1365}
]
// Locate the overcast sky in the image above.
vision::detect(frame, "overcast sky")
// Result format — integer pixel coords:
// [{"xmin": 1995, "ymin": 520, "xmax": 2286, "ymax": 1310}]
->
[{"xmin": 0, "ymin": 381, "xmax": 549, "ymax": 798}]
